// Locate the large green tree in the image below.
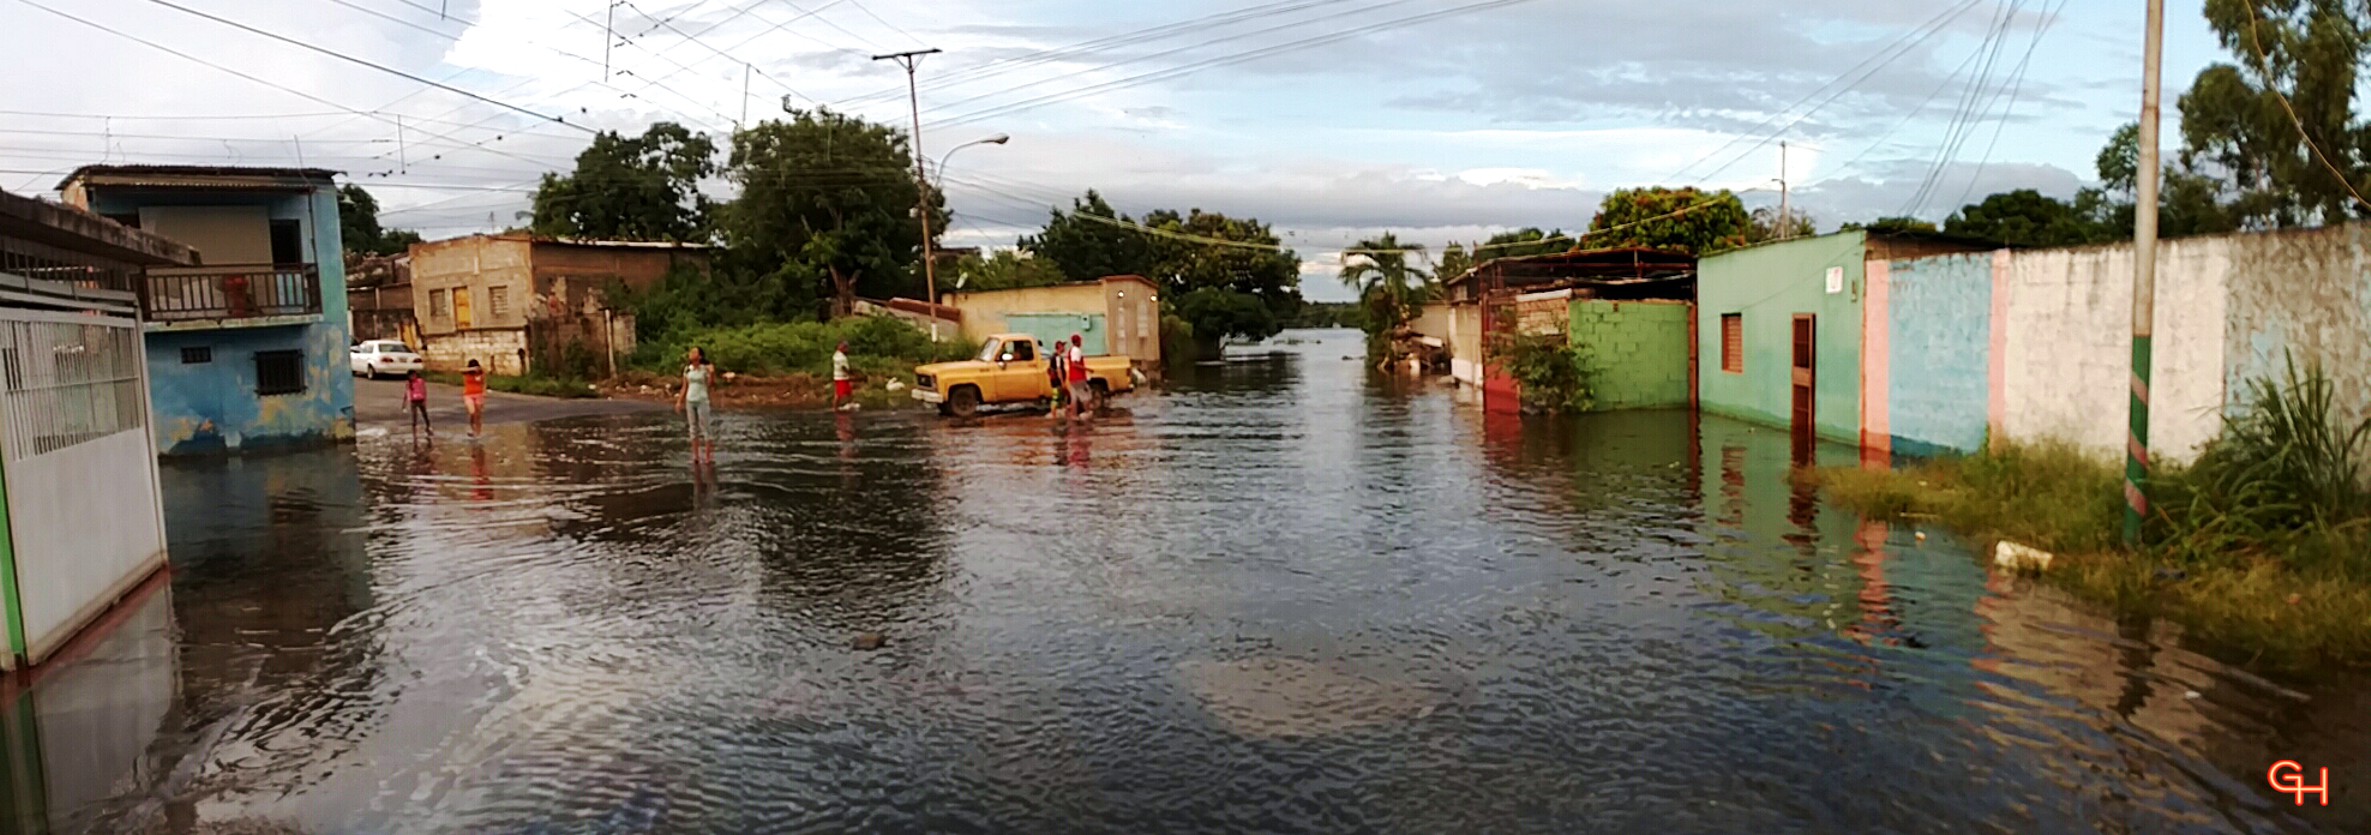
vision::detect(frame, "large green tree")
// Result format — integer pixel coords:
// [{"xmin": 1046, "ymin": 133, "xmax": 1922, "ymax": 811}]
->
[
  {"xmin": 1586, "ymin": 187, "xmax": 1750, "ymax": 255},
  {"xmin": 1942, "ymin": 189, "xmax": 2105, "ymax": 247},
  {"xmin": 2176, "ymin": 0, "xmax": 2371, "ymax": 228},
  {"xmin": 1340, "ymin": 233, "xmax": 1431, "ymax": 333},
  {"xmin": 721, "ymin": 109, "xmax": 939, "ymax": 318},
  {"xmin": 1746, "ymin": 205, "xmax": 1815, "ymax": 243},
  {"xmin": 532, "ymin": 122, "xmax": 719, "ymax": 242},
  {"xmin": 1142, "ymin": 207, "xmax": 1303, "ymax": 346},
  {"xmin": 1019, "ymin": 190, "xmax": 1160, "ymax": 281},
  {"xmin": 336, "ymin": 184, "xmax": 423, "ymax": 256}
]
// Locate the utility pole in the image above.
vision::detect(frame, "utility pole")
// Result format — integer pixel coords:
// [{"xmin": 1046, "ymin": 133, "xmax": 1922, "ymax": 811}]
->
[
  {"xmin": 874, "ymin": 48, "xmax": 944, "ymax": 339},
  {"xmin": 740, "ymin": 63, "xmax": 751, "ymax": 127},
  {"xmin": 602, "ymin": 0, "xmax": 618, "ymax": 77},
  {"xmin": 1777, "ymin": 141, "xmax": 1791, "ymax": 241},
  {"xmin": 2125, "ymin": 0, "xmax": 2166, "ymax": 545}
]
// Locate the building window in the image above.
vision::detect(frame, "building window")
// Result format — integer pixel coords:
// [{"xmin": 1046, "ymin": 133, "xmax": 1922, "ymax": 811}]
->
[
  {"xmin": 182, "ymin": 346, "xmax": 212, "ymax": 364},
  {"xmin": 269, "ymin": 219, "xmax": 304, "ymax": 264},
  {"xmin": 489, "ymin": 285, "xmax": 510, "ymax": 318},
  {"xmin": 1720, "ymin": 313, "xmax": 1744, "ymax": 374},
  {"xmin": 255, "ymin": 350, "xmax": 305, "ymax": 396},
  {"xmin": 430, "ymin": 288, "xmax": 450, "ymax": 319}
]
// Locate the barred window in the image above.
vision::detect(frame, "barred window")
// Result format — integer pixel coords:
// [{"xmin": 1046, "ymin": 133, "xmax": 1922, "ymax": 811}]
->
[
  {"xmin": 429, "ymin": 288, "xmax": 450, "ymax": 319},
  {"xmin": 1720, "ymin": 314, "xmax": 1744, "ymax": 374},
  {"xmin": 255, "ymin": 350, "xmax": 305, "ymax": 396},
  {"xmin": 182, "ymin": 346, "xmax": 212, "ymax": 364},
  {"xmin": 489, "ymin": 285, "xmax": 511, "ymax": 318}
]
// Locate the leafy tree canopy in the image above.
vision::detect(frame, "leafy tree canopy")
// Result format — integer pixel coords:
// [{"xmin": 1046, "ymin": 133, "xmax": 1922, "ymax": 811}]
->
[
  {"xmin": 1018, "ymin": 190, "xmax": 1159, "ymax": 281},
  {"xmin": 532, "ymin": 122, "xmax": 719, "ymax": 242},
  {"xmin": 951, "ymin": 249, "xmax": 1065, "ymax": 292},
  {"xmin": 1341, "ymin": 232, "xmax": 1431, "ymax": 334},
  {"xmin": 719, "ymin": 109, "xmax": 938, "ymax": 318},
  {"xmin": 1586, "ymin": 187, "xmax": 1750, "ymax": 255},
  {"xmin": 336, "ymin": 184, "xmax": 423, "ymax": 257}
]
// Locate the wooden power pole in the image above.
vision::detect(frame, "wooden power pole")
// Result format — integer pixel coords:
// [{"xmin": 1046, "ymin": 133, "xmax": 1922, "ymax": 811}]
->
[{"xmin": 873, "ymin": 48, "xmax": 944, "ymax": 339}]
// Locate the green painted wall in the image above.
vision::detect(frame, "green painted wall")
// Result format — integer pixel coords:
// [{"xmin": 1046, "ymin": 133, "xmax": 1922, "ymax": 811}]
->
[
  {"xmin": 1004, "ymin": 313, "xmax": 1108, "ymax": 356},
  {"xmin": 1569, "ymin": 299, "xmax": 1692, "ymax": 410},
  {"xmin": 1696, "ymin": 232, "xmax": 1865, "ymax": 442}
]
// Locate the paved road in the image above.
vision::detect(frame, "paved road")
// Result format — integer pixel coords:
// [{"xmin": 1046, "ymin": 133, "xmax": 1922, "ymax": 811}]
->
[{"xmin": 353, "ymin": 375, "xmax": 664, "ymax": 430}]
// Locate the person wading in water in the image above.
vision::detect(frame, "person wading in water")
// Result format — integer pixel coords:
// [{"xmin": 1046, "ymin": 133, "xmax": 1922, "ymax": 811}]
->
[
  {"xmin": 461, "ymin": 359, "xmax": 487, "ymax": 437},
  {"xmin": 678, "ymin": 346, "xmax": 717, "ymax": 462}
]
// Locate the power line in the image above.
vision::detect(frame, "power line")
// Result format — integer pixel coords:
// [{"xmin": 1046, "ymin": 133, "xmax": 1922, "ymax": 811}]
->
[
  {"xmin": 1898, "ymin": 0, "xmax": 2024, "ymax": 218},
  {"xmin": 11, "ymin": 0, "xmax": 582, "ymax": 174},
  {"xmin": 1949, "ymin": 0, "xmax": 2066, "ymax": 211},
  {"xmin": 933, "ymin": 0, "xmax": 1540, "ymax": 130},
  {"xmin": 828, "ymin": 0, "xmax": 1366, "ymax": 110},
  {"xmin": 1677, "ymin": 0, "xmax": 1991, "ymax": 187},
  {"xmin": 130, "ymin": 0, "xmax": 592, "ymax": 133},
  {"xmin": 914, "ymin": 0, "xmax": 1421, "ymax": 121}
]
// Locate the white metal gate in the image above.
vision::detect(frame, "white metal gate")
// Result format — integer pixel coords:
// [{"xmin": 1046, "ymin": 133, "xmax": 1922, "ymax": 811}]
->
[{"xmin": 0, "ymin": 307, "xmax": 165, "ymax": 667}]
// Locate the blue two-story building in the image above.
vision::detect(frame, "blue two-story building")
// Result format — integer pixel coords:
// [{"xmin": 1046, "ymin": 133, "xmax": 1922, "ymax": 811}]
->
[{"xmin": 60, "ymin": 165, "xmax": 354, "ymax": 454}]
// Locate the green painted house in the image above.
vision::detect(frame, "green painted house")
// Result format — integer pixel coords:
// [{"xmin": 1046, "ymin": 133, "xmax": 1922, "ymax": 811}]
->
[{"xmin": 1695, "ymin": 231, "xmax": 1990, "ymax": 445}]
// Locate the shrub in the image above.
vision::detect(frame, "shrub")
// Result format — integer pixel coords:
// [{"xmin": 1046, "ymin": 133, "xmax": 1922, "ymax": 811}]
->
[
  {"xmin": 641, "ymin": 316, "xmax": 974, "ymax": 378},
  {"xmin": 1498, "ymin": 333, "xmax": 1592, "ymax": 413}
]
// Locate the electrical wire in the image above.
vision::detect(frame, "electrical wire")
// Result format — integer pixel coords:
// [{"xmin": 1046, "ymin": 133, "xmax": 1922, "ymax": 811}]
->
[
  {"xmin": 2236, "ymin": 0, "xmax": 2371, "ymax": 216},
  {"xmin": 1897, "ymin": 0, "xmax": 2024, "ymax": 217},
  {"xmin": 130, "ymin": 0, "xmax": 590, "ymax": 133},
  {"xmin": 1947, "ymin": 0, "xmax": 2065, "ymax": 211},
  {"xmin": 1664, "ymin": 0, "xmax": 1988, "ymax": 183},
  {"xmin": 932, "ymin": 0, "xmax": 1540, "ymax": 130}
]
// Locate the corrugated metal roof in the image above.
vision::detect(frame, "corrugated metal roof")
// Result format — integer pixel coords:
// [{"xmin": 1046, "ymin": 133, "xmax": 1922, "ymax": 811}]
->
[{"xmin": 60, "ymin": 164, "xmax": 340, "ymax": 192}]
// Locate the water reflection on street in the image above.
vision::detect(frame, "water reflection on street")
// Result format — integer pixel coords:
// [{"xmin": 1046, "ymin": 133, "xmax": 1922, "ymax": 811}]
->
[{"xmin": 7, "ymin": 329, "xmax": 2365, "ymax": 833}]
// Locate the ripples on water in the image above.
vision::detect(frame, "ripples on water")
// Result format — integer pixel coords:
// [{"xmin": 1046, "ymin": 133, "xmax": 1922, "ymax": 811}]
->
[{"xmin": 12, "ymin": 329, "xmax": 2367, "ymax": 834}]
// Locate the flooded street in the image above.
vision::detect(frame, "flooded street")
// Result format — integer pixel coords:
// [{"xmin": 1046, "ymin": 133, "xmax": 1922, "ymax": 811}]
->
[{"xmin": 15, "ymin": 329, "xmax": 2367, "ymax": 833}]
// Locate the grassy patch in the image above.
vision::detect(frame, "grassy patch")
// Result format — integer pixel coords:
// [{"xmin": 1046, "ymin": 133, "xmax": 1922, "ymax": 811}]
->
[{"xmin": 1818, "ymin": 360, "xmax": 2371, "ymax": 673}]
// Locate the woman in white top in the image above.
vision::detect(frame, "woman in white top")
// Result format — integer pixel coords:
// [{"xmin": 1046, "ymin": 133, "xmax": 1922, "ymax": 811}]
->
[{"xmin": 677, "ymin": 346, "xmax": 716, "ymax": 461}]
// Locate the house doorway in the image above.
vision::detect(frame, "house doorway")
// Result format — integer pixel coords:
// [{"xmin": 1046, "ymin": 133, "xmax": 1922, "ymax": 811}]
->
[{"xmin": 1790, "ymin": 314, "xmax": 1816, "ymax": 464}]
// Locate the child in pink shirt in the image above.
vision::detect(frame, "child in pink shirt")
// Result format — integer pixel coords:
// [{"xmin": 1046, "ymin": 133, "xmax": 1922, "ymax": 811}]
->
[{"xmin": 406, "ymin": 370, "xmax": 432, "ymax": 437}]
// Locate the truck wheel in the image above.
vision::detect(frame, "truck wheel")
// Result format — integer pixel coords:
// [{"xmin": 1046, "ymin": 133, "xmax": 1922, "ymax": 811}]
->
[{"xmin": 948, "ymin": 386, "xmax": 981, "ymax": 418}]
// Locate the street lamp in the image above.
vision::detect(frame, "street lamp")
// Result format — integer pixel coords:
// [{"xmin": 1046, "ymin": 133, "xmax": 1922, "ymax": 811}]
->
[
  {"xmin": 925, "ymin": 133, "xmax": 1008, "ymax": 340},
  {"xmin": 936, "ymin": 133, "xmax": 1009, "ymax": 188}
]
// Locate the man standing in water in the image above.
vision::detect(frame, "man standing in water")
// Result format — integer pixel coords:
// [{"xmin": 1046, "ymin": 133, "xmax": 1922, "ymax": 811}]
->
[
  {"xmin": 1065, "ymin": 333, "xmax": 1091, "ymax": 422},
  {"xmin": 832, "ymin": 341, "xmax": 854, "ymax": 411},
  {"xmin": 678, "ymin": 345, "xmax": 716, "ymax": 462}
]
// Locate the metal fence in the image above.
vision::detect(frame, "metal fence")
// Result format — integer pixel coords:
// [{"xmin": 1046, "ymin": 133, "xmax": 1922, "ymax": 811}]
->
[
  {"xmin": 0, "ymin": 231, "xmax": 143, "ymax": 314},
  {"xmin": 142, "ymin": 264, "xmax": 321, "ymax": 322},
  {"xmin": 0, "ymin": 313, "xmax": 146, "ymax": 462}
]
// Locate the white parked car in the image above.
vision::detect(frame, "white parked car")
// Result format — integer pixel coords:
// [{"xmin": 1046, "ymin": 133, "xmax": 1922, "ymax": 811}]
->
[{"xmin": 350, "ymin": 339, "xmax": 424, "ymax": 379}]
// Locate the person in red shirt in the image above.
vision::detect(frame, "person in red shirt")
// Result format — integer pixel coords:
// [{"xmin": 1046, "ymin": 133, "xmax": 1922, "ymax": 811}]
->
[
  {"xmin": 1065, "ymin": 333, "xmax": 1091, "ymax": 422},
  {"xmin": 462, "ymin": 358, "xmax": 487, "ymax": 436},
  {"xmin": 405, "ymin": 369, "xmax": 433, "ymax": 438}
]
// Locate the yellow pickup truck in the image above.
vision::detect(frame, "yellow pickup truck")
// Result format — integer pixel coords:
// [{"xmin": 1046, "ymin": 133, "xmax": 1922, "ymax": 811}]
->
[{"xmin": 913, "ymin": 333, "xmax": 1137, "ymax": 417}]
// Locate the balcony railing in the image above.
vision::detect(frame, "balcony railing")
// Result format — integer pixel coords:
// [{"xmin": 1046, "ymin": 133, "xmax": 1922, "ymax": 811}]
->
[{"xmin": 141, "ymin": 263, "xmax": 321, "ymax": 324}]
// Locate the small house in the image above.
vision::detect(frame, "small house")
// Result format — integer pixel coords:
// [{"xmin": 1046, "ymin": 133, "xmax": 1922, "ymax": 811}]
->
[
  {"xmin": 1441, "ymin": 247, "xmax": 1697, "ymax": 413},
  {"xmin": 943, "ymin": 275, "xmax": 1163, "ymax": 369},
  {"xmin": 59, "ymin": 165, "xmax": 356, "ymax": 455},
  {"xmin": 409, "ymin": 234, "xmax": 708, "ymax": 376}
]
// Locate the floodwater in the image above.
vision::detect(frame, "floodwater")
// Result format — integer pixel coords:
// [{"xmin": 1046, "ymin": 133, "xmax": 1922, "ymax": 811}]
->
[{"xmin": 12, "ymin": 328, "xmax": 2368, "ymax": 834}]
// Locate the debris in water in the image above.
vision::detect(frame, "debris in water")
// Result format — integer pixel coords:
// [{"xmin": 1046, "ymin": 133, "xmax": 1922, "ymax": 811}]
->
[{"xmin": 853, "ymin": 632, "xmax": 887, "ymax": 651}]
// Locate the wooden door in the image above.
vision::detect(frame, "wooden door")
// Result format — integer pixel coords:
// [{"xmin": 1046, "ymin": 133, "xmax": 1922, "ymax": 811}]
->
[
  {"xmin": 1791, "ymin": 315, "xmax": 1816, "ymax": 464},
  {"xmin": 453, "ymin": 287, "xmax": 474, "ymax": 330}
]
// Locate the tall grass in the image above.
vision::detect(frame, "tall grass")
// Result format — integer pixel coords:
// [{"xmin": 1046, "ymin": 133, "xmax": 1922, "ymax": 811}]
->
[
  {"xmin": 1818, "ymin": 357, "xmax": 2371, "ymax": 671},
  {"xmin": 634, "ymin": 315, "xmax": 975, "ymax": 380}
]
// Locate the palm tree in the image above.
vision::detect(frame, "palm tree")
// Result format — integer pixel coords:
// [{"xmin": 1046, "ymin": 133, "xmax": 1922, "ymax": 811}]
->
[{"xmin": 1340, "ymin": 233, "xmax": 1432, "ymax": 331}]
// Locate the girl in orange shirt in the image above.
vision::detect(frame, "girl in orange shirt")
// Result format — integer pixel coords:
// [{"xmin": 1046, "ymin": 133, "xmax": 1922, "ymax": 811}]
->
[{"xmin": 462, "ymin": 358, "xmax": 487, "ymax": 436}]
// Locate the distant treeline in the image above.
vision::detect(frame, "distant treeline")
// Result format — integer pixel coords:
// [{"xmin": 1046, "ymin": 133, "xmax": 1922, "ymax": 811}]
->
[{"xmin": 1285, "ymin": 301, "xmax": 1364, "ymax": 330}]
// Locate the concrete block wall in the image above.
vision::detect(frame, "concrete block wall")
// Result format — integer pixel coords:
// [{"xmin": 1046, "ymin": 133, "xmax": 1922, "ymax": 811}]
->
[
  {"xmin": 422, "ymin": 328, "xmax": 529, "ymax": 376},
  {"xmin": 1863, "ymin": 251, "xmax": 2000, "ymax": 457},
  {"xmin": 1999, "ymin": 241, "xmax": 2229, "ymax": 463},
  {"xmin": 1569, "ymin": 299, "xmax": 1692, "ymax": 410},
  {"xmin": 2218, "ymin": 227, "xmax": 2371, "ymax": 440}
]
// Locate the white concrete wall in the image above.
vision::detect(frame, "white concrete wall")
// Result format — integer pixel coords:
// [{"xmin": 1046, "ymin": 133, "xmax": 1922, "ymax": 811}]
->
[{"xmin": 2000, "ymin": 240, "xmax": 2229, "ymax": 462}]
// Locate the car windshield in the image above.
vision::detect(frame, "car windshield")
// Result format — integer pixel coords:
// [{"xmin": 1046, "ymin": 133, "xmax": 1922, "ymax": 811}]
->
[{"xmin": 974, "ymin": 338, "xmax": 1003, "ymax": 363}]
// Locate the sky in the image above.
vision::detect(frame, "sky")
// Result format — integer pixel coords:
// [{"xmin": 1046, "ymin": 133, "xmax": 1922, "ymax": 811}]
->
[{"xmin": 1, "ymin": 0, "xmax": 2229, "ymax": 302}]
